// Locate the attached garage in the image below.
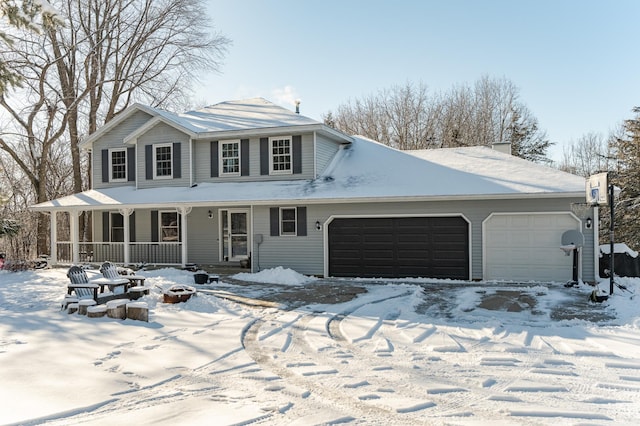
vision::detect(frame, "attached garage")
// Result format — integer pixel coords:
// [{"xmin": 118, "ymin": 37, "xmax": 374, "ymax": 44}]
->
[
  {"xmin": 483, "ymin": 213, "xmax": 580, "ymax": 282},
  {"xmin": 328, "ymin": 216, "xmax": 469, "ymax": 279}
]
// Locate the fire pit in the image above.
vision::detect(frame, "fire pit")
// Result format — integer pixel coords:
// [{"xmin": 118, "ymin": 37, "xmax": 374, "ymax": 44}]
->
[{"xmin": 163, "ymin": 285, "xmax": 196, "ymax": 304}]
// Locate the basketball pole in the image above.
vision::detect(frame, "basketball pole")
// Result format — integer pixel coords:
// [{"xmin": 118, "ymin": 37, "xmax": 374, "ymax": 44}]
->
[{"xmin": 609, "ymin": 183, "xmax": 615, "ymax": 295}]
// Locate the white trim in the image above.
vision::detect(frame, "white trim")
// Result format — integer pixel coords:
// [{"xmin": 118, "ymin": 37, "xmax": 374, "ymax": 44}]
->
[
  {"xmin": 322, "ymin": 213, "xmax": 472, "ymax": 280},
  {"xmin": 159, "ymin": 210, "xmax": 180, "ymax": 242},
  {"xmin": 482, "ymin": 211, "xmax": 581, "ymax": 282},
  {"xmin": 268, "ymin": 136, "xmax": 293, "ymax": 175},
  {"xmin": 123, "ymin": 116, "xmax": 197, "ymax": 144},
  {"xmin": 153, "ymin": 143, "xmax": 173, "ymax": 180},
  {"xmin": 593, "ymin": 205, "xmax": 599, "ymax": 282},
  {"xmin": 31, "ymin": 192, "xmax": 587, "ymax": 213},
  {"xmin": 279, "ymin": 206, "xmax": 297, "ymax": 236},
  {"xmin": 80, "ymin": 103, "xmax": 159, "ymax": 149},
  {"xmin": 219, "ymin": 139, "xmax": 241, "ymax": 176},
  {"xmin": 313, "ymin": 131, "xmax": 317, "ymax": 178},
  {"xmin": 108, "ymin": 147, "xmax": 128, "ymax": 183},
  {"xmin": 218, "ymin": 208, "xmax": 251, "ymax": 262}
]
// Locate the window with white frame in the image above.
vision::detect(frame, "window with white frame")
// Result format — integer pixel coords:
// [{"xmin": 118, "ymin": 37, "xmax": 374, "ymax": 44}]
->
[
  {"xmin": 160, "ymin": 211, "xmax": 180, "ymax": 242},
  {"xmin": 220, "ymin": 140, "xmax": 240, "ymax": 175},
  {"xmin": 109, "ymin": 148, "xmax": 127, "ymax": 182},
  {"xmin": 153, "ymin": 143, "xmax": 172, "ymax": 179},
  {"xmin": 270, "ymin": 136, "xmax": 292, "ymax": 174},
  {"xmin": 110, "ymin": 212, "xmax": 124, "ymax": 242},
  {"xmin": 280, "ymin": 207, "xmax": 297, "ymax": 236}
]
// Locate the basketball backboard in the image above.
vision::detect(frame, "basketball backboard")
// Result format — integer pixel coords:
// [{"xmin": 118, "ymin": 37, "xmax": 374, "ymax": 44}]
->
[{"xmin": 586, "ymin": 172, "xmax": 608, "ymax": 205}]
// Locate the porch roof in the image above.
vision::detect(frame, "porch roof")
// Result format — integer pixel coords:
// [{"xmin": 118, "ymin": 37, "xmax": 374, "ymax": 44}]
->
[{"xmin": 33, "ymin": 137, "xmax": 586, "ymax": 212}]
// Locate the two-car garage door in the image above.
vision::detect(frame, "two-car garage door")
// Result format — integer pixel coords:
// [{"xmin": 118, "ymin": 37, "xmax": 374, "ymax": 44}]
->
[
  {"xmin": 328, "ymin": 216, "xmax": 469, "ymax": 279},
  {"xmin": 484, "ymin": 213, "xmax": 580, "ymax": 282}
]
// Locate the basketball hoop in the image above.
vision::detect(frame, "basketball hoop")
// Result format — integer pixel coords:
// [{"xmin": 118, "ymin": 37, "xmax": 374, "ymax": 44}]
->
[{"xmin": 570, "ymin": 202, "xmax": 592, "ymax": 219}]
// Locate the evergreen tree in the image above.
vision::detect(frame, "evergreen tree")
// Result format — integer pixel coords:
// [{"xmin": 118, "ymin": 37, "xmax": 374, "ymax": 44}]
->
[
  {"xmin": 610, "ymin": 107, "xmax": 640, "ymax": 249},
  {"xmin": 0, "ymin": 0, "xmax": 55, "ymax": 94}
]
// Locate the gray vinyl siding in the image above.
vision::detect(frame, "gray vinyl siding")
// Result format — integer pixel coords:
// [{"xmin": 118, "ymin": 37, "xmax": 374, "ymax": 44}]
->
[
  {"xmin": 89, "ymin": 197, "xmax": 595, "ymax": 282},
  {"xmin": 315, "ymin": 133, "xmax": 341, "ymax": 176},
  {"xmin": 249, "ymin": 196, "xmax": 595, "ymax": 282},
  {"xmin": 186, "ymin": 207, "xmax": 220, "ymax": 264},
  {"xmin": 93, "ymin": 110, "xmax": 153, "ymax": 189},
  {"xmin": 193, "ymin": 134, "xmax": 316, "ymax": 183},
  {"xmin": 136, "ymin": 122, "xmax": 191, "ymax": 189}
]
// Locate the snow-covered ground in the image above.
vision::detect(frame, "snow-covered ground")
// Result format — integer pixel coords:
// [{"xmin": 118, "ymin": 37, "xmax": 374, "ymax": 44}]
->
[{"xmin": 1, "ymin": 266, "xmax": 640, "ymax": 425}]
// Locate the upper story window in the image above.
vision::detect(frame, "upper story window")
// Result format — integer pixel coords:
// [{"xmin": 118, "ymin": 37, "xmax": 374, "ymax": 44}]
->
[
  {"xmin": 270, "ymin": 136, "xmax": 292, "ymax": 175},
  {"xmin": 153, "ymin": 143, "xmax": 173, "ymax": 179},
  {"xmin": 220, "ymin": 140, "xmax": 240, "ymax": 175},
  {"xmin": 109, "ymin": 148, "xmax": 127, "ymax": 182}
]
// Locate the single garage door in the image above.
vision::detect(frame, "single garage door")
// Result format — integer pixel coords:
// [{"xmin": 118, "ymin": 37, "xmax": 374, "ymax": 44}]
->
[
  {"xmin": 484, "ymin": 213, "xmax": 579, "ymax": 282},
  {"xmin": 328, "ymin": 216, "xmax": 469, "ymax": 279}
]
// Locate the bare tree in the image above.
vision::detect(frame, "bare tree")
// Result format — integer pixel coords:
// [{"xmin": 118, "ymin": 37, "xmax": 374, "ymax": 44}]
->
[
  {"xmin": 325, "ymin": 76, "xmax": 553, "ymax": 162},
  {"xmin": 0, "ymin": 0, "xmax": 230, "ymax": 255},
  {"xmin": 558, "ymin": 131, "xmax": 612, "ymax": 177}
]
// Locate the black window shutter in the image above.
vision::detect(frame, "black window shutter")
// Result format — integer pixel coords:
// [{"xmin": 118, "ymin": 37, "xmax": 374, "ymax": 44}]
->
[
  {"xmin": 260, "ymin": 137, "xmax": 269, "ymax": 175},
  {"xmin": 145, "ymin": 145, "xmax": 153, "ymax": 180},
  {"xmin": 151, "ymin": 210, "xmax": 159, "ymax": 242},
  {"xmin": 102, "ymin": 211, "xmax": 110, "ymax": 242},
  {"xmin": 241, "ymin": 139, "xmax": 250, "ymax": 176},
  {"xmin": 129, "ymin": 212, "xmax": 136, "ymax": 242},
  {"xmin": 173, "ymin": 142, "xmax": 181, "ymax": 178},
  {"xmin": 210, "ymin": 141, "xmax": 219, "ymax": 177},
  {"xmin": 296, "ymin": 207, "xmax": 307, "ymax": 236},
  {"xmin": 270, "ymin": 207, "xmax": 279, "ymax": 236},
  {"xmin": 127, "ymin": 147, "xmax": 135, "ymax": 182},
  {"xmin": 292, "ymin": 135, "xmax": 302, "ymax": 174},
  {"xmin": 102, "ymin": 150, "xmax": 109, "ymax": 183}
]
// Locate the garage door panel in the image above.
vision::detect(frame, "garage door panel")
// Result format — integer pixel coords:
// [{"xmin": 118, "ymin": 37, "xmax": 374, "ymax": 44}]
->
[
  {"xmin": 485, "ymin": 213, "xmax": 578, "ymax": 282},
  {"xmin": 329, "ymin": 217, "xmax": 468, "ymax": 279}
]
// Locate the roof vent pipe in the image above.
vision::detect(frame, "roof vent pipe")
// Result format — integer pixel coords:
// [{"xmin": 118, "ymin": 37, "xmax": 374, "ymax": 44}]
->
[{"xmin": 295, "ymin": 99, "xmax": 300, "ymax": 114}]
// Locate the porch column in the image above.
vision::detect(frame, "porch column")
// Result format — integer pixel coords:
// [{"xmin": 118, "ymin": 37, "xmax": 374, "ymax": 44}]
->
[
  {"xmin": 119, "ymin": 208, "xmax": 134, "ymax": 265},
  {"xmin": 49, "ymin": 211, "xmax": 57, "ymax": 265},
  {"xmin": 70, "ymin": 210, "xmax": 80, "ymax": 264},
  {"xmin": 177, "ymin": 206, "xmax": 192, "ymax": 267}
]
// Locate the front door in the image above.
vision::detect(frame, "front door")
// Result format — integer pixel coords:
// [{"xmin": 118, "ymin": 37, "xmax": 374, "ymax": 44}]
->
[{"xmin": 220, "ymin": 209, "xmax": 249, "ymax": 261}]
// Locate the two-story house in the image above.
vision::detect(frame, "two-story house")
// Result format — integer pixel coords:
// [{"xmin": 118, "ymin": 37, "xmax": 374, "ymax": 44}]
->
[{"xmin": 32, "ymin": 98, "xmax": 596, "ymax": 283}]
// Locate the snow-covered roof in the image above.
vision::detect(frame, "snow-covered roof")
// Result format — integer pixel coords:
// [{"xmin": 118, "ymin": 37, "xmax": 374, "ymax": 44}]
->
[
  {"xmin": 83, "ymin": 98, "xmax": 350, "ymax": 149},
  {"xmin": 32, "ymin": 137, "xmax": 586, "ymax": 211}
]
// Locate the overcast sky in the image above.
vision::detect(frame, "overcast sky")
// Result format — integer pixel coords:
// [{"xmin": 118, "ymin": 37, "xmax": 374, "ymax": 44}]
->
[{"xmin": 202, "ymin": 0, "xmax": 640, "ymax": 161}]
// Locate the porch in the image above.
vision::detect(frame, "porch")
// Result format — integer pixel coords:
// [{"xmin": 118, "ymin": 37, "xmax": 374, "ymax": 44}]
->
[{"xmin": 55, "ymin": 242, "xmax": 183, "ymax": 265}]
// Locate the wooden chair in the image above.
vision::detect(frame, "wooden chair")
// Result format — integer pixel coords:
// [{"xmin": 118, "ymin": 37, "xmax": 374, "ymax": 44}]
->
[
  {"xmin": 97, "ymin": 262, "xmax": 131, "ymax": 295},
  {"xmin": 66, "ymin": 266, "xmax": 100, "ymax": 301}
]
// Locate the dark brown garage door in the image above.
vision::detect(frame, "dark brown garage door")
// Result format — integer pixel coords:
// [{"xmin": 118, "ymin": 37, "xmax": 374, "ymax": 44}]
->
[{"xmin": 328, "ymin": 216, "xmax": 469, "ymax": 279}]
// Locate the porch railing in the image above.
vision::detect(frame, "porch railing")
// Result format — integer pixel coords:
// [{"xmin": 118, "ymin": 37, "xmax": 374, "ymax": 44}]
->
[{"xmin": 55, "ymin": 242, "xmax": 183, "ymax": 265}]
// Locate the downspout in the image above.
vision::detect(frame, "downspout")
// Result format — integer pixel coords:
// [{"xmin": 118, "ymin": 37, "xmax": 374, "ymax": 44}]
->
[
  {"xmin": 189, "ymin": 138, "xmax": 194, "ymax": 187},
  {"xmin": 313, "ymin": 131, "xmax": 317, "ymax": 178},
  {"xmin": 593, "ymin": 205, "xmax": 599, "ymax": 283}
]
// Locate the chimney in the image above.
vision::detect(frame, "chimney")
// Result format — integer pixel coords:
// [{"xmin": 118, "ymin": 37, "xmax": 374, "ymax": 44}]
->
[
  {"xmin": 295, "ymin": 99, "xmax": 300, "ymax": 114},
  {"xmin": 492, "ymin": 142, "xmax": 511, "ymax": 155}
]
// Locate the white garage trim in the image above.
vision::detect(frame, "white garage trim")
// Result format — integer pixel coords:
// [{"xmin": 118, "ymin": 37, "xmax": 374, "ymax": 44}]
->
[
  {"xmin": 323, "ymin": 213, "xmax": 472, "ymax": 280},
  {"xmin": 482, "ymin": 212, "xmax": 581, "ymax": 283}
]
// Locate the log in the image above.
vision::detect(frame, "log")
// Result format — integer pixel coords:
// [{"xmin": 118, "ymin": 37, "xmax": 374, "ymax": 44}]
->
[
  {"xmin": 61, "ymin": 295, "xmax": 78, "ymax": 310},
  {"xmin": 106, "ymin": 299, "xmax": 128, "ymax": 320},
  {"xmin": 78, "ymin": 299, "xmax": 97, "ymax": 315},
  {"xmin": 128, "ymin": 286, "xmax": 150, "ymax": 300},
  {"xmin": 126, "ymin": 302, "xmax": 149, "ymax": 322},
  {"xmin": 67, "ymin": 303, "xmax": 79, "ymax": 314},
  {"xmin": 87, "ymin": 305, "xmax": 108, "ymax": 318}
]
